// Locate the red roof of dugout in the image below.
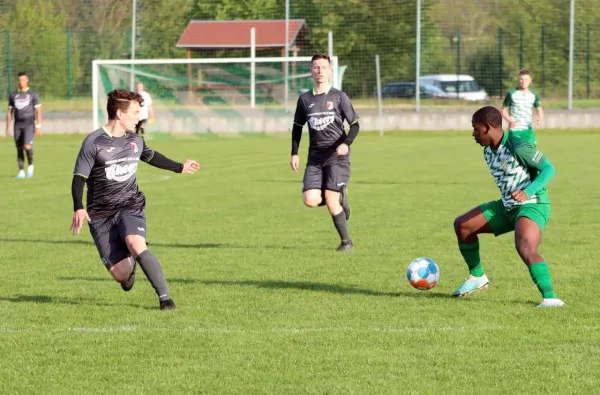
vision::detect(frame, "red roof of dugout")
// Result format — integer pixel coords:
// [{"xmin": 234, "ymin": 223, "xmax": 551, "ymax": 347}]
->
[{"xmin": 176, "ymin": 19, "xmax": 307, "ymax": 49}]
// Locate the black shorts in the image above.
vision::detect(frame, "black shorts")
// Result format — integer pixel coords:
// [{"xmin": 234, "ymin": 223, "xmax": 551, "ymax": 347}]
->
[
  {"xmin": 88, "ymin": 209, "xmax": 147, "ymax": 269},
  {"xmin": 302, "ymin": 153, "xmax": 351, "ymax": 193},
  {"xmin": 14, "ymin": 122, "xmax": 34, "ymax": 147},
  {"xmin": 135, "ymin": 119, "xmax": 147, "ymax": 133}
]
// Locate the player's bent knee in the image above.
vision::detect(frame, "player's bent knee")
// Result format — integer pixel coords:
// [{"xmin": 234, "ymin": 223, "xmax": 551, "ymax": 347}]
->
[
  {"xmin": 125, "ymin": 235, "xmax": 147, "ymax": 257},
  {"xmin": 302, "ymin": 191, "xmax": 322, "ymax": 208},
  {"xmin": 23, "ymin": 144, "xmax": 32, "ymax": 150},
  {"xmin": 303, "ymin": 197, "xmax": 320, "ymax": 208},
  {"xmin": 453, "ymin": 216, "xmax": 470, "ymax": 239},
  {"xmin": 109, "ymin": 258, "xmax": 133, "ymax": 283},
  {"xmin": 515, "ymin": 241, "xmax": 540, "ymax": 264}
]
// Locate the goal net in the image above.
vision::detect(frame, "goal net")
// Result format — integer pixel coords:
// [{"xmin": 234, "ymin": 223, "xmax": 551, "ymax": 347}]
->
[{"xmin": 92, "ymin": 56, "xmax": 340, "ymax": 134}]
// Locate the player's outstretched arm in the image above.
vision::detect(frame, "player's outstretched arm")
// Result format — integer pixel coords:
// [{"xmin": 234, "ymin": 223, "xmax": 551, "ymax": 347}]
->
[
  {"xmin": 143, "ymin": 149, "xmax": 199, "ymax": 174},
  {"xmin": 70, "ymin": 175, "xmax": 90, "ymax": 234},
  {"xmin": 140, "ymin": 141, "xmax": 199, "ymax": 174},
  {"xmin": 180, "ymin": 159, "xmax": 200, "ymax": 174}
]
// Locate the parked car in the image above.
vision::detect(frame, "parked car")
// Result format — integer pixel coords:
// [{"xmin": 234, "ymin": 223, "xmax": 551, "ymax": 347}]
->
[
  {"xmin": 375, "ymin": 82, "xmax": 451, "ymax": 99},
  {"xmin": 419, "ymin": 74, "xmax": 488, "ymax": 101}
]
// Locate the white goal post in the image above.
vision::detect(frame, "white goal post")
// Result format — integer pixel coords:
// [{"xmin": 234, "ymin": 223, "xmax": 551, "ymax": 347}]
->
[{"xmin": 91, "ymin": 56, "xmax": 340, "ymax": 132}]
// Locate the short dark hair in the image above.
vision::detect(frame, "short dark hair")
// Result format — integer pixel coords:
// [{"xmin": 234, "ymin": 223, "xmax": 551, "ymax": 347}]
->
[
  {"xmin": 106, "ymin": 89, "xmax": 144, "ymax": 120},
  {"xmin": 473, "ymin": 106, "xmax": 502, "ymax": 128},
  {"xmin": 311, "ymin": 53, "xmax": 331, "ymax": 64},
  {"xmin": 18, "ymin": 72, "xmax": 27, "ymax": 77},
  {"xmin": 518, "ymin": 69, "xmax": 531, "ymax": 77}
]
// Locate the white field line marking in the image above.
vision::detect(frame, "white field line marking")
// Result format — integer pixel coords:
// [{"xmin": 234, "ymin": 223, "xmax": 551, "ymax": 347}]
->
[{"xmin": 2, "ymin": 325, "xmax": 598, "ymax": 335}]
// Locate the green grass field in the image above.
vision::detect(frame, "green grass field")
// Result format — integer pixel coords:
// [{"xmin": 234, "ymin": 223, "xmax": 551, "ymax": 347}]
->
[{"xmin": 1, "ymin": 129, "xmax": 599, "ymax": 394}]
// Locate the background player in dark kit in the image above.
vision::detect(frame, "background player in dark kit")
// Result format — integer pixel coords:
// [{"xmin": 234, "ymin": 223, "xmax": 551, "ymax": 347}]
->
[{"xmin": 5, "ymin": 72, "xmax": 42, "ymax": 179}]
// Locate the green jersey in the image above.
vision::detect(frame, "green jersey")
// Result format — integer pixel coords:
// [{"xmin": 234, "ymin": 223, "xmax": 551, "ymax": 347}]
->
[
  {"xmin": 483, "ymin": 133, "xmax": 553, "ymax": 209},
  {"xmin": 503, "ymin": 88, "xmax": 541, "ymax": 131}
]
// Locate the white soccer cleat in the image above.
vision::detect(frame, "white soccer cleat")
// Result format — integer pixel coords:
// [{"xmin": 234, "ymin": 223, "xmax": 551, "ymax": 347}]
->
[
  {"xmin": 27, "ymin": 165, "xmax": 34, "ymax": 178},
  {"xmin": 15, "ymin": 169, "xmax": 26, "ymax": 179},
  {"xmin": 452, "ymin": 274, "xmax": 489, "ymax": 297},
  {"xmin": 536, "ymin": 298, "xmax": 565, "ymax": 308}
]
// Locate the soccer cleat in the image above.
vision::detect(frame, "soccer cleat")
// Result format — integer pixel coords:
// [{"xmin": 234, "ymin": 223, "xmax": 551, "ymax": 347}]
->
[
  {"xmin": 339, "ymin": 185, "xmax": 351, "ymax": 220},
  {"xmin": 452, "ymin": 274, "xmax": 490, "ymax": 297},
  {"xmin": 336, "ymin": 240, "xmax": 353, "ymax": 252},
  {"xmin": 15, "ymin": 170, "xmax": 26, "ymax": 179},
  {"xmin": 536, "ymin": 298, "xmax": 565, "ymax": 308},
  {"xmin": 159, "ymin": 298, "xmax": 176, "ymax": 311},
  {"xmin": 26, "ymin": 165, "xmax": 34, "ymax": 178},
  {"xmin": 120, "ymin": 266, "xmax": 136, "ymax": 292}
]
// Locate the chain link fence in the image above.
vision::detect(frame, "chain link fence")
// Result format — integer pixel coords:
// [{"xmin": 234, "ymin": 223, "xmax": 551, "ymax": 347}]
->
[{"xmin": 1, "ymin": 0, "xmax": 598, "ymax": 131}]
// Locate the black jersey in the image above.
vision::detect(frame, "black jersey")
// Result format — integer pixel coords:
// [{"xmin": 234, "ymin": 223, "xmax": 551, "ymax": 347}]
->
[
  {"xmin": 293, "ymin": 87, "xmax": 359, "ymax": 153},
  {"xmin": 8, "ymin": 89, "xmax": 41, "ymax": 123},
  {"xmin": 73, "ymin": 128, "xmax": 154, "ymax": 219}
]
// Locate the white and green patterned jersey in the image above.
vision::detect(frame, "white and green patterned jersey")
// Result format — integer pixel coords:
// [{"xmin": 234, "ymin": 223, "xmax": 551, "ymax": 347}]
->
[
  {"xmin": 502, "ymin": 88, "xmax": 541, "ymax": 131},
  {"xmin": 484, "ymin": 133, "xmax": 552, "ymax": 209}
]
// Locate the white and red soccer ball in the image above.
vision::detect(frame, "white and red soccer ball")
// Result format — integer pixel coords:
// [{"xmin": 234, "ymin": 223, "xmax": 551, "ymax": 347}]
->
[{"xmin": 407, "ymin": 257, "xmax": 439, "ymax": 290}]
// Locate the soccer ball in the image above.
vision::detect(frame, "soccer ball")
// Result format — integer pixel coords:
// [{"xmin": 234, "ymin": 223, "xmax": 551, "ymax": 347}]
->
[{"xmin": 407, "ymin": 257, "xmax": 439, "ymax": 290}]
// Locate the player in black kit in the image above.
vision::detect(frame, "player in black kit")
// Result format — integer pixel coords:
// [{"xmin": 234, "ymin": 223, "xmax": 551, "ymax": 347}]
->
[
  {"xmin": 5, "ymin": 72, "xmax": 42, "ymax": 179},
  {"xmin": 290, "ymin": 54, "xmax": 360, "ymax": 252},
  {"xmin": 70, "ymin": 89, "xmax": 200, "ymax": 310}
]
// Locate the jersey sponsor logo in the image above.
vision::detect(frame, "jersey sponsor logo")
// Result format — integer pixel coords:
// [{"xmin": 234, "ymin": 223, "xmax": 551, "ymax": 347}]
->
[
  {"xmin": 308, "ymin": 115, "xmax": 335, "ymax": 131},
  {"xmin": 130, "ymin": 143, "xmax": 139, "ymax": 153},
  {"xmin": 326, "ymin": 101, "xmax": 334, "ymax": 110},
  {"xmin": 105, "ymin": 162, "xmax": 138, "ymax": 182},
  {"xmin": 532, "ymin": 151, "xmax": 543, "ymax": 163},
  {"xmin": 308, "ymin": 103, "xmax": 315, "ymax": 108},
  {"xmin": 14, "ymin": 94, "xmax": 31, "ymax": 110}
]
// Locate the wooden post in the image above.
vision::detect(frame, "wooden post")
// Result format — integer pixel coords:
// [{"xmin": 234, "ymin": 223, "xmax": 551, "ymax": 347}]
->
[{"xmin": 187, "ymin": 48, "xmax": 192, "ymax": 96}]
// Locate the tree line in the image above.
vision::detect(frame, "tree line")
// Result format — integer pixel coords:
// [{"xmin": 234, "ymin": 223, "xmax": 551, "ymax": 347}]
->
[{"xmin": 0, "ymin": 0, "xmax": 598, "ymax": 100}]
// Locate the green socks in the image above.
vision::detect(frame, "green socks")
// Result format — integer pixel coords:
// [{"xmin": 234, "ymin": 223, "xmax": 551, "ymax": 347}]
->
[
  {"xmin": 458, "ymin": 243, "xmax": 557, "ymax": 299},
  {"xmin": 458, "ymin": 241, "xmax": 484, "ymax": 277},
  {"xmin": 528, "ymin": 262, "xmax": 557, "ymax": 299}
]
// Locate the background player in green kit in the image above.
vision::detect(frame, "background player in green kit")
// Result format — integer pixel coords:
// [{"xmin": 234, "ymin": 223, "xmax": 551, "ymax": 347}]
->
[
  {"xmin": 501, "ymin": 69, "xmax": 543, "ymax": 146},
  {"xmin": 290, "ymin": 54, "xmax": 360, "ymax": 252},
  {"xmin": 452, "ymin": 106, "xmax": 564, "ymax": 308}
]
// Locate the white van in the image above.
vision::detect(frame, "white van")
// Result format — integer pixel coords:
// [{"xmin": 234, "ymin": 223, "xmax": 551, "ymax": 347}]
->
[{"xmin": 419, "ymin": 74, "xmax": 488, "ymax": 101}]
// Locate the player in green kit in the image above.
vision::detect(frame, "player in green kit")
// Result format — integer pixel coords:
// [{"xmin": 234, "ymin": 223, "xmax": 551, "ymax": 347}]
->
[
  {"xmin": 452, "ymin": 106, "xmax": 564, "ymax": 308},
  {"xmin": 501, "ymin": 69, "xmax": 543, "ymax": 146}
]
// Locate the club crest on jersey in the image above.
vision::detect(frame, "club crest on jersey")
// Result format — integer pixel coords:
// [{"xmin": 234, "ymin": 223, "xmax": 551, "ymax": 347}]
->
[
  {"xmin": 326, "ymin": 101, "xmax": 334, "ymax": 110},
  {"xmin": 130, "ymin": 142, "xmax": 138, "ymax": 153}
]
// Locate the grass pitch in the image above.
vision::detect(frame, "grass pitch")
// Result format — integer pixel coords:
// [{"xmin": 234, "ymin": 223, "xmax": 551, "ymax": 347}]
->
[{"xmin": 1, "ymin": 129, "xmax": 599, "ymax": 394}]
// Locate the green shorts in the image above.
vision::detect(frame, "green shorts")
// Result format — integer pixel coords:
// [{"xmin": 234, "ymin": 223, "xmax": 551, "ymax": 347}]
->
[
  {"xmin": 479, "ymin": 199, "xmax": 550, "ymax": 236},
  {"xmin": 509, "ymin": 128, "xmax": 536, "ymax": 146}
]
